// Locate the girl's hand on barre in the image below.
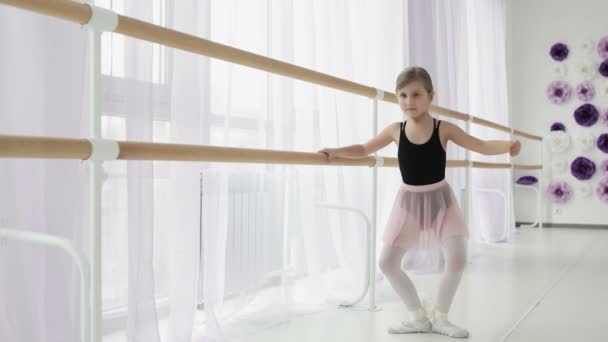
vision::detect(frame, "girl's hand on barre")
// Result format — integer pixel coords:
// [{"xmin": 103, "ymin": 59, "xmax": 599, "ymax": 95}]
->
[
  {"xmin": 509, "ymin": 140, "xmax": 521, "ymax": 157},
  {"xmin": 317, "ymin": 148, "xmax": 339, "ymax": 161}
]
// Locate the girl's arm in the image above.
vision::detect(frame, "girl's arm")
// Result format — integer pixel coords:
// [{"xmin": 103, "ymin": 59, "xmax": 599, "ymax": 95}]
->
[
  {"xmin": 443, "ymin": 121, "xmax": 521, "ymax": 156},
  {"xmin": 318, "ymin": 122, "xmax": 400, "ymax": 161}
]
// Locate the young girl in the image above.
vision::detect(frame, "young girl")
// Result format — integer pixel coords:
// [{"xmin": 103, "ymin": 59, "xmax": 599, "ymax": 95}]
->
[{"xmin": 318, "ymin": 66, "xmax": 521, "ymax": 338}]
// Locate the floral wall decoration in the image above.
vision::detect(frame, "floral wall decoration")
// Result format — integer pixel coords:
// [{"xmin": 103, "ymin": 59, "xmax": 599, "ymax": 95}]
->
[
  {"xmin": 575, "ymin": 81, "xmax": 595, "ymax": 101},
  {"xmin": 546, "ymin": 181, "xmax": 573, "ymax": 204},
  {"xmin": 598, "ymin": 133, "xmax": 608, "ymax": 153},
  {"xmin": 546, "ymin": 80, "xmax": 572, "ymax": 104},
  {"xmin": 570, "ymin": 156, "xmax": 596, "ymax": 180},
  {"xmin": 544, "ymin": 35, "xmax": 608, "ymax": 207},
  {"xmin": 573, "ymin": 103, "xmax": 599, "ymax": 127},
  {"xmin": 597, "ymin": 177, "xmax": 608, "ymax": 202}
]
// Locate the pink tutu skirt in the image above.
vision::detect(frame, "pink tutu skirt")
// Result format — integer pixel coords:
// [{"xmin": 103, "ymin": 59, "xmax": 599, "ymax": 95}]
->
[{"xmin": 382, "ymin": 179, "xmax": 469, "ymax": 274}]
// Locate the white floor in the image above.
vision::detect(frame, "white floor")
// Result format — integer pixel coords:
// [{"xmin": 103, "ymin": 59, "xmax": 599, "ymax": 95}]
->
[
  {"xmin": 103, "ymin": 227, "xmax": 608, "ymax": 341},
  {"xmin": 245, "ymin": 227, "xmax": 608, "ymax": 342}
]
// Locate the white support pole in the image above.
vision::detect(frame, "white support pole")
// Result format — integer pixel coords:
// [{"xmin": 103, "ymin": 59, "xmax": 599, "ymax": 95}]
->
[
  {"xmin": 465, "ymin": 118, "xmax": 473, "ymax": 257},
  {"xmin": 314, "ymin": 203, "xmax": 371, "ymax": 307},
  {"xmin": 368, "ymin": 89, "xmax": 383, "ymax": 311},
  {"xmin": 539, "ymin": 142, "xmax": 544, "ymax": 229},
  {"xmin": 0, "ymin": 228, "xmax": 90, "ymax": 342},
  {"xmin": 85, "ymin": 5, "xmax": 119, "ymax": 342}
]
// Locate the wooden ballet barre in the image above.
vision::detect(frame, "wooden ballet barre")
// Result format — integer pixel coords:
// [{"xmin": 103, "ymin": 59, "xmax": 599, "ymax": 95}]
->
[
  {"xmin": 0, "ymin": 0, "xmax": 542, "ymax": 142},
  {"xmin": 0, "ymin": 135, "xmax": 541, "ymax": 170}
]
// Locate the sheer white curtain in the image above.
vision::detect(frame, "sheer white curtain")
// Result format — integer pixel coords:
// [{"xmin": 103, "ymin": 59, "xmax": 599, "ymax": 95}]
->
[
  {"xmin": 96, "ymin": 0, "xmax": 406, "ymax": 340},
  {"xmin": 197, "ymin": 0, "xmax": 406, "ymax": 340},
  {"xmin": 0, "ymin": 6, "xmax": 89, "ymax": 342},
  {"xmin": 405, "ymin": 0, "xmax": 514, "ymax": 245}
]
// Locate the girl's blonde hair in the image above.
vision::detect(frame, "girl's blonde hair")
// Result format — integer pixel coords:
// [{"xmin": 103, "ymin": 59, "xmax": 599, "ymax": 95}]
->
[{"xmin": 395, "ymin": 66, "xmax": 434, "ymax": 94}]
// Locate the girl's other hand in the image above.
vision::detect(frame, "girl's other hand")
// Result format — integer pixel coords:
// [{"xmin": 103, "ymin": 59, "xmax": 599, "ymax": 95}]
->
[
  {"xmin": 317, "ymin": 148, "xmax": 338, "ymax": 161},
  {"xmin": 509, "ymin": 140, "xmax": 521, "ymax": 157}
]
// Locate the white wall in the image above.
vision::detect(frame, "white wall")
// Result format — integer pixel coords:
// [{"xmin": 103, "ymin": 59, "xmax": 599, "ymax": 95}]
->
[{"xmin": 508, "ymin": 0, "xmax": 608, "ymax": 225}]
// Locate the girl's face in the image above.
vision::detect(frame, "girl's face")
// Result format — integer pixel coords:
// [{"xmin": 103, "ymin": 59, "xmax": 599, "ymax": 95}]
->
[{"xmin": 396, "ymin": 80, "xmax": 433, "ymax": 119}]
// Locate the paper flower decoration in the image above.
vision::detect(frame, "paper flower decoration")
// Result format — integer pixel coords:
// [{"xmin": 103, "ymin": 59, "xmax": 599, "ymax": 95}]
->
[
  {"xmin": 570, "ymin": 157, "xmax": 596, "ymax": 180},
  {"xmin": 600, "ymin": 109, "xmax": 608, "ymax": 126},
  {"xmin": 575, "ymin": 60, "xmax": 598, "ymax": 80},
  {"xmin": 574, "ymin": 104, "xmax": 599, "ymax": 127},
  {"xmin": 598, "ymin": 36, "xmax": 608, "ymax": 59},
  {"xmin": 581, "ymin": 39, "xmax": 595, "ymax": 55},
  {"xmin": 550, "ymin": 62, "xmax": 568, "ymax": 78},
  {"xmin": 598, "ymin": 134, "xmax": 608, "ymax": 153},
  {"xmin": 576, "ymin": 132, "xmax": 595, "ymax": 151},
  {"xmin": 516, "ymin": 176, "xmax": 538, "ymax": 185},
  {"xmin": 596, "ymin": 177, "xmax": 608, "ymax": 202},
  {"xmin": 548, "ymin": 131, "xmax": 570, "ymax": 153},
  {"xmin": 546, "ymin": 181, "xmax": 572, "ymax": 203},
  {"xmin": 579, "ymin": 183, "xmax": 592, "ymax": 198},
  {"xmin": 600, "ymin": 60, "xmax": 608, "ymax": 78},
  {"xmin": 600, "ymin": 159, "xmax": 608, "ymax": 175},
  {"xmin": 550, "ymin": 43, "xmax": 569, "ymax": 61},
  {"xmin": 546, "ymin": 81, "xmax": 572, "ymax": 104},
  {"xmin": 552, "ymin": 159, "xmax": 568, "ymax": 174},
  {"xmin": 550, "ymin": 122, "xmax": 566, "ymax": 131},
  {"xmin": 575, "ymin": 81, "xmax": 595, "ymax": 101}
]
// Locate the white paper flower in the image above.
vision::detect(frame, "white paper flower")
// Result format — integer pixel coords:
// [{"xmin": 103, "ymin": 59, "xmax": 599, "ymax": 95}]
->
[
  {"xmin": 580, "ymin": 39, "xmax": 595, "ymax": 56},
  {"xmin": 550, "ymin": 62, "xmax": 568, "ymax": 79},
  {"xmin": 579, "ymin": 183, "xmax": 592, "ymax": 198},
  {"xmin": 601, "ymin": 81, "xmax": 608, "ymax": 98},
  {"xmin": 547, "ymin": 130, "xmax": 570, "ymax": 153},
  {"xmin": 552, "ymin": 159, "xmax": 567, "ymax": 174},
  {"xmin": 574, "ymin": 60, "xmax": 598, "ymax": 80},
  {"xmin": 576, "ymin": 132, "xmax": 595, "ymax": 151}
]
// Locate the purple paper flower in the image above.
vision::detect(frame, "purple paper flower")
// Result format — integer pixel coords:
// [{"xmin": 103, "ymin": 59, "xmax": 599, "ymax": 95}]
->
[
  {"xmin": 601, "ymin": 159, "xmax": 608, "ymax": 175},
  {"xmin": 574, "ymin": 104, "xmax": 599, "ymax": 127},
  {"xmin": 575, "ymin": 81, "xmax": 595, "ymax": 101},
  {"xmin": 550, "ymin": 43, "xmax": 569, "ymax": 61},
  {"xmin": 570, "ymin": 157, "xmax": 596, "ymax": 180},
  {"xmin": 546, "ymin": 181, "xmax": 572, "ymax": 203},
  {"xmin": 516, "ymin": 176, "xmax": 538, "ymax": 185},
  {"xmin": 598, "ymin": 134, "xmax": 608, "ymax": 153},
  {"xmin": 550, "ymin": 122, "xmax": 566, "ymax": 131},
  {"xmin": 600, "ymin": 60, "xmax": 608, "ymax": 78},
  {"xmin": 596, "ymin": 177, "xmax": 608, "ymax": 203},
  {"xmin": 546, "ymin": 81, "xmax": 572, "ymax": 104},
  {"xmin": 598, "ymin": 36, "xmax": 608, "ymax": 59},
  {"xmin": 601, "ymin": 109, "xmax": 608, "ymax": 126}
]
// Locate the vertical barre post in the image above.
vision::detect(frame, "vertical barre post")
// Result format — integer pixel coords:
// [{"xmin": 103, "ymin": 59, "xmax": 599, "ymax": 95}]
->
[
  {"xmin": 369, "ymin": 90, "xmax": 383, "ymax": 311},
  {"xmin": 465, "ymin": 117, "xmax": 473, "ymax": 257},
  {"xmin": 85, "ymin": 5, "xmax": 118, "ymax": 342},
  {"xmin": 539, "ymin": 141, "xmax": 544, "ymax": 229}
]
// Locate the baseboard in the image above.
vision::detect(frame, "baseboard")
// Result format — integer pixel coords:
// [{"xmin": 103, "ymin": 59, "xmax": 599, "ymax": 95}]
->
[{"xmin": 516, "ymin": 222, "xmax": 608, "ymax": 229}]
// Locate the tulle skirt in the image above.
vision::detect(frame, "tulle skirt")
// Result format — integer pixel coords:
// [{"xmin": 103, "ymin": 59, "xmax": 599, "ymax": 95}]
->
[{"xmin": 382, "ymin": 179, "xmax": 469, "ymax": 274}]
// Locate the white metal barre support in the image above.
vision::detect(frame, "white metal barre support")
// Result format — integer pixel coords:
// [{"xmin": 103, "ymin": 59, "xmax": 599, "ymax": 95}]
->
[
  {"xmin": 369, "ymin": 93, "xmax": 383, "ymax": 311},
  {"xmin": 473, "ymin": 188, "xmax": 510, "ymax": 242},
  {"xmin": 314, "ymin": 203, "xmax": 371, "ymax": 308},
  {"xmin": 85, "ymin": 5, "xmax": 119, "ymax": 342},
  {"xmin": 539, "ymin": 143, "xmax": 544, "ymax": 229},
  {"xmin": 514, "ymin": 184, "xmax": 540, "ymax": 228},
  {"xmin": 0, "ymin": 228, "xmax": 90, "ymax": 342},
  {"xmin": 465, "ymin": 117, "xmax": 473, "ymax": 259}
]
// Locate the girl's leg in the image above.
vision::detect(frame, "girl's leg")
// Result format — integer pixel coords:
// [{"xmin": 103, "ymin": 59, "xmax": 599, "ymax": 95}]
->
[
  {"xmin": 378, "ymin": 243, "xmax": 423, "ymax": 311},
  {"xmin": 379, "ymin": 243, "xmax": 431, "ymax": 334},
  {"xmin": 436, "ymin": 237, "xmax": 467, "ymax": 313},
  {"xmin": 432, "ymin": 237, "xmax": 469, "ymax": 338}
]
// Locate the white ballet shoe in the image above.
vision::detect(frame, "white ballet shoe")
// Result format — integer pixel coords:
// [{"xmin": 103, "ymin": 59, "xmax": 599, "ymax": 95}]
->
[
  {"xmin": 387, "ymin": 307, "xmax": 432, "ymax": 334},
  {"xmin": 387, "ymin": 318, "xmax": 432, "ymax": 334},
  {"xmin": 428, "ymin": 310, "xmax": 469, "ymax": 338}
]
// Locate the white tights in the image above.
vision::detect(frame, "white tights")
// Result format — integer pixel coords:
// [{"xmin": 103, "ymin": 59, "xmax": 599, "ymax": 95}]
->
[{"xmin": 378, "ymin": 237, "xmax": 467, "ymax": 314}]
